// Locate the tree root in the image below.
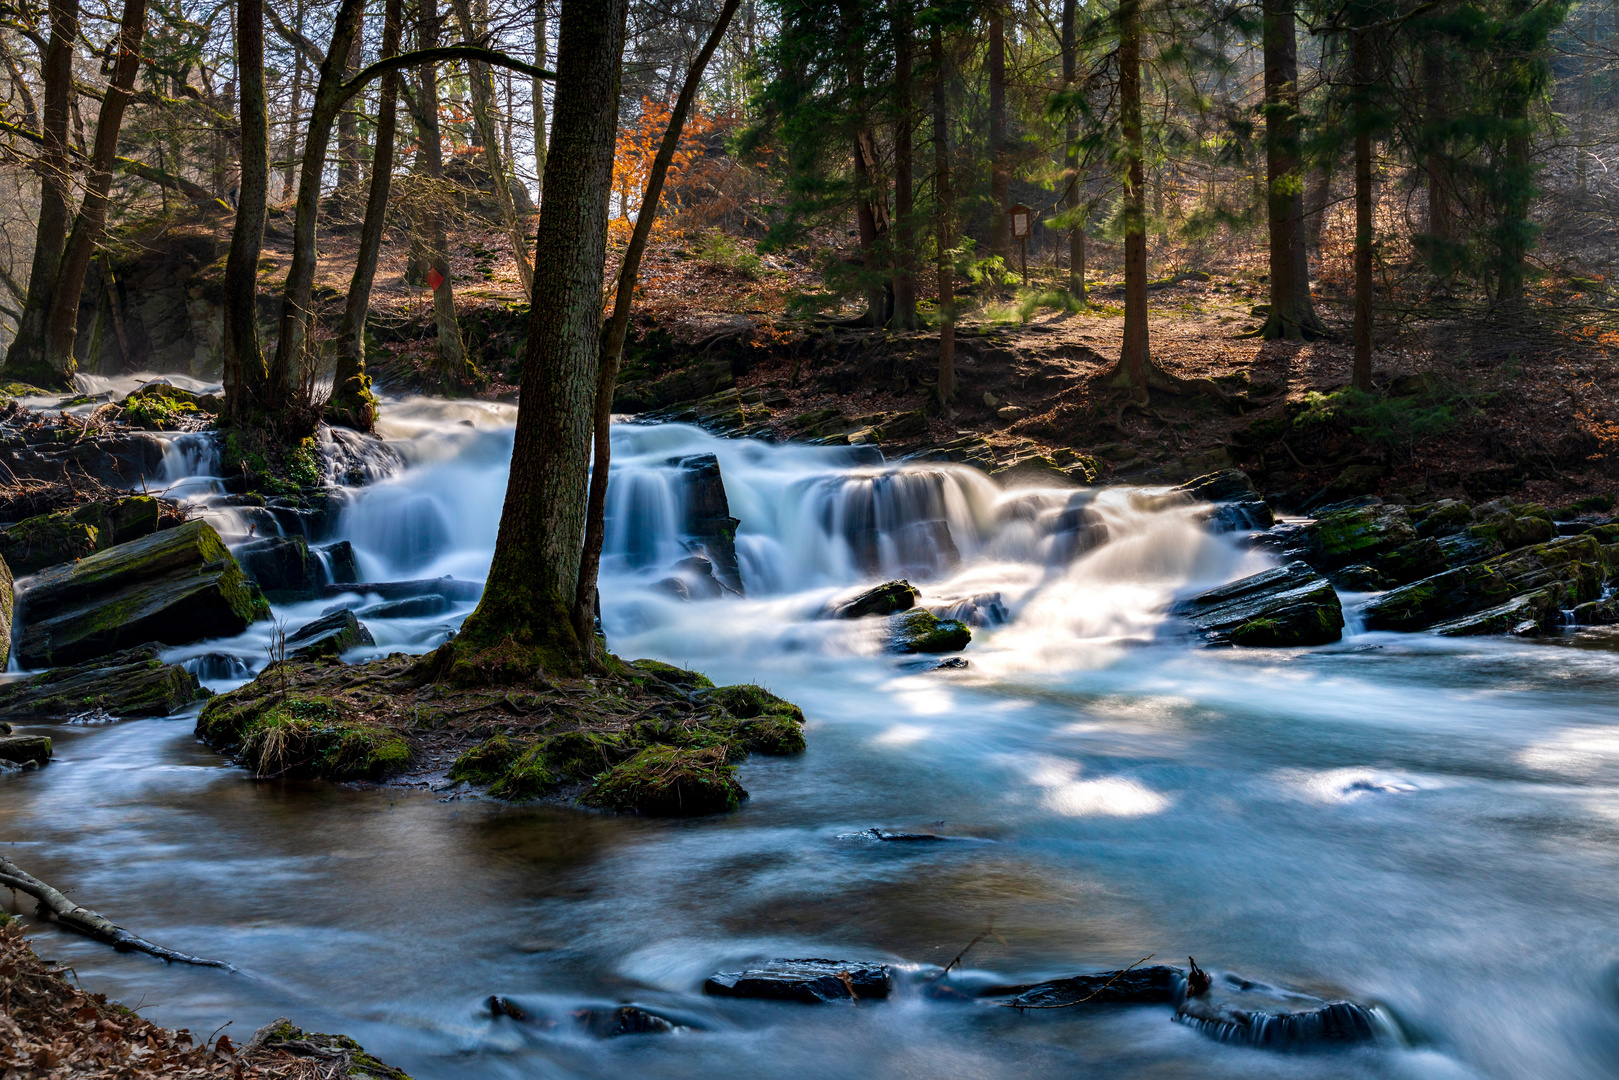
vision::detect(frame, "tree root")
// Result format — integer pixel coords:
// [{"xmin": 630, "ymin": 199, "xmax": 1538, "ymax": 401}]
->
[{"xmin": 0, "ymin": 855, "xmax": 241, "ymax": 973}]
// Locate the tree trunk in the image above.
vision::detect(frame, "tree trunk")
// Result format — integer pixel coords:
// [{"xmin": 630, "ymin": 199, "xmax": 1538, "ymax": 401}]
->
[
  {"xmin": 223, "ymin": 0, "xmax": 271, "ymax": 418},
  {"xmin": 1062, "ymin": 0, "xmax": 1085, "ymax": 303},
  {"xmin": 413, "ymin": 0, "xmax": 470, "ymax": 376},
  {"xmin": 1423, "ymin": 43, "xmax": 1451, "ymax": 242},
  {"xmin": 40, "ymin": 0, "xmax": 147, "ymax": 379},
  {"xmin": 451, "ymin": 0, "xmax": 628, "ymax": 678},
  {"xmin": 265, "ymin": 0, "xmax": 368, "ymax": 406},
  {"xmin": 532, "ymin": 0, "xmax": 547, "ymax": 201},
  {"xmin": 1352, "ymin": 28, "xmax": 1373, "ymax": 391},
  {"xmin": 852, "ymin": 130, "xmax": 887, "ymax": 327},
  {"xmin": 889, "ymin": 0, "xmax": 916, "ymax": 330},
  {"xmin": 335, "ymin": 12, "xmax": 365, "ymax": 206},
  {"xmin": 450, "ymin": 0, "xmax": 533, "ymax": 291},
  {"xmin": 988, "ymin": 5, "xmax": 1010, "ymax": 267},
  {"xmin": 576, "ymin": 0, "xmax": 742, "ymax": 661},
  {"xmin": 1116, "ymin": 0, "xmax": 1149, "ymax": 399},
  {"xmin": 1260, "ymin": 0, "xmax": 1324, "ymax": 340},
  {"xmin": 328, "ymin": 0, "xmax": 402, "ymax": 432},
  {"xmin": 283, "ymin": 0, "xmax": 307, "ymax": 200},
  {"xmin": 1, "ymin": 0, "xmax": 80, "ymax": 388},
  {"xmin": 931, "ymin": 22, "xmax": 955, "ymax": 403},
  {"xmin": 1304, "ymin": 159, "xmax": 1331, "ymax": 253}
]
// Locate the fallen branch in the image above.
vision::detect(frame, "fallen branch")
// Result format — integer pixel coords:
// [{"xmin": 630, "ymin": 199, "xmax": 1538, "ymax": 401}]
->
[{"xmin": 0, "ymin": 854, "xmax": 241, "ymax": 973}]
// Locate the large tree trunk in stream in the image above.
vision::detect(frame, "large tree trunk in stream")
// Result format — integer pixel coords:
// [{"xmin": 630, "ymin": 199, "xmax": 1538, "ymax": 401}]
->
[
  {"xmin": 450, "ymin": 0, "xmax": 533, "ymax": 292},
  {"xmin": 988, "ymin": 4, "xmax": 1010, "ymax": 268},
  {"xmin": 40, "ymin": 0, "xmax": 147, "ymax": 378},
  {"xmin": 1, "ymin": 0, "xmax": 81, "ymax": 389},
  {"xmin": 1352, "ymin": 28, "xmax": 1373, "ymax": 392},
  {"xmin": 931, "ymin": 22, "xmax": 955, "ymax": 403},
  {"xmin": 1114, "ymin": 0, "xmax": 1149, "ymax": 400},
  {"xmin": 413, "ymin": 0, "xmax": 471, "ymax": 377},
  {"xmin": 889, "ymin": 0, "xmax": 916, "ymax": 331},
  {"xmin": 449, "ymin": 0, "xmax": 628, "ymax": 679},
  {"xmin": 223, "ymin": 0, "xmax": 271, "ymax": 418},
  {"xmin": 265, "ymin": 0, "xmax": 367, "ymax": 408},
  {"xmin": 575, "ymin": 0, "xmax": 742, "ymax": 661},
  {"xmin": 1260, "ymin": 0, "xmax": 1325, "ymax": 341},
  {"xmin": 327, "ymin": 0, "xmax": 402, "ymax": 432},
  {"xmin": 1062, "ymin": 0, "xmax": 1085, "ymax": 304}
]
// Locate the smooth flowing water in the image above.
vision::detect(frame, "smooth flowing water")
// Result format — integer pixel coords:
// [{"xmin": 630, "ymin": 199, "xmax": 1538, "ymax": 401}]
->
[{"xmin": 3, "ymin": 392, "xmax": 1618, "ymax": 1079}]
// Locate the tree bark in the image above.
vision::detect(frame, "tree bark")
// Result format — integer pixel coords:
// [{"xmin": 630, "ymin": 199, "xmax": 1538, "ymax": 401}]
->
[
  {"xmin": 1116, "ymin": 0, "xmax": 1149, "ymax": 399},
  {"xmin": 1423, "ymin": 41, "xmax": 1451, "ymax": 242},
  {"xmin": 451, "ymin": 0, "xmax": 628, "ymax": 678},
  {"xmin": 1352, "ymin": 27, "xmax": 1373, "ymax": 391},
  {"xmin": 450, "ymin": 0, "xmax": 533, "ymax": 291},
  {"xmin": 988, "ymin": 5, "xmax": 1010, "ymax": 268},
  {"xmin": 575, "ymin": 0, "xmax": 742, "ymax": 660},
  {"xmin": 40, "ymin": 0, "xmax": 147, "ymax": 379},
  {"xmin": 931, "ymin": 22, "xmax": 955, "ymax": 403},
  {"xmin": 265, "ymin": 0, "xmax": 368, "ymax": 406},
  {"xmin": 533, "ymin": 0, "xmax": 548, "ymax": 201},
  {"xmin": 335, "ymin": 11, "xmax": 364, "ymax": 205},
  {"xmin": 223, "ymin": 0, "xmax": 271, "ymax": 418},
  {"xmin": 283, "ymin": 0, "xmax": 307, "ymax": 199},
  {"xmin": 328, "ymin": 0, "xmax": 402, "ymax": 432},
  {"xmin": 889, "ymin": 0, "xmax": 916, "ymax": 330},
  {"xmin": 1260, "ymin": 0, "xmax": 1324, "ymax": 340},
  {"xmin": 413, "ymin": 0, "xmax": 470, "ymax": 376},
  {"xmin": 1062, "ymin": 0, "xmax": 1085, "ymax": 303},
  {"xmin": 1, "ymin": 0, "xmax": 80, "ymax": 388}
]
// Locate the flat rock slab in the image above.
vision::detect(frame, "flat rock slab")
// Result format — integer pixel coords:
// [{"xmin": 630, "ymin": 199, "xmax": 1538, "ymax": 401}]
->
[
  {"xmin": 989, "ymin": 965, "xmax": 1182, "ymax": 1008},
  {"xmin": 0, "ymin": 643, "xmax": 205, "ymax": 719},
  {"xmin": 704, "ymin": 959, "xmax": 894, "ymax": 1003},
  {"xmin": 319, "ymin": 576, "xmax": 483, "ymax": 602},
  {"xmin": 0, "ymin": 734, "xmax": 51, "ymax": 766},
  {"xmin": 1172, "ymin": 562, "xmax": 1343, "ymax": 646},
  {"xmin": 287, "ymin": 610, "xmax": 375, "ymax": 658}
]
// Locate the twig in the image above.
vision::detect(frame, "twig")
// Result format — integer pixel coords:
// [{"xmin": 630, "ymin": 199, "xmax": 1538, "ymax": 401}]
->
[
  {"xmin": 928, "ymin": 928, "xmax": 991, "ymax": 984},
  {"xmin": 1002, "ymin": 953, "xmax": 1157, "ymax": 1010}
]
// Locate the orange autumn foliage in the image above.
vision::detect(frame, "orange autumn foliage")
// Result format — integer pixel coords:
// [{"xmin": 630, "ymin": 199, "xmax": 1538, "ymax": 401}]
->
[{"xmin": 611, "ymin": 97, "xmax": 716, "ymax": 231}]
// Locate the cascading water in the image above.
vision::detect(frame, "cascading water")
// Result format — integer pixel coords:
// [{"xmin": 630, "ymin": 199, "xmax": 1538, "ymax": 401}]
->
[{"xmin": 7, "ymin": 388, "xmax": 1619, "ymax": 1080}]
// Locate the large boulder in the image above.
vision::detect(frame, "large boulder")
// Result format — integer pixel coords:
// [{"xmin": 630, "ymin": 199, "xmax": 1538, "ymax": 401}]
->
[
  {"xmin": 1172, "ymin": 562, "xmax": 1344, "ymax": 647},
  {"xmin": 670, "ymin": 453, "xmax": 744, "ymax": 595},
  {"xmin": 0, "ymin": 644, "xmax": 206, "ymax": 719},
  {"xmin": 828, "ymin": 580, "xmax": 919, "ymax": 618},
  {"xmin": 704, "ymin": 959, "xmax": 893, "ymax": 1003},
  {"xmin": 16, "ymin": 519, "xmax": 270, "ymax": 668},
  {"xmin": 0, "ymin": 496, "xmax": 162, "ymax": 575},
  {"xmin": 0, "ymin": 735, "xmax": 51, "ymax": 766},
  {"xmin": 1305, "ymin": 503, "xmax": 1416, "ymax": 572},
  {"xmin": 236, "ymin": 535, "xmax": 321, "ymax": 602},
  {"xmin": 1361, "ymin": 534, "xmax": 1609, "ymax": 633}
]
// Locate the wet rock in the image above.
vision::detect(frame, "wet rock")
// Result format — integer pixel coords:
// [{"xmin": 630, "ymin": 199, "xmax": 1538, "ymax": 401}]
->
[
  {"xmin": 185, "ymin": 652, "xmax": 252, "ymax": 681},
  {"xmin": 0, "ymin": 429, "xmax": 165, "ymax": 486},
  {"xmin": 0, "ymin": 644, "xmax": 206, "ymax": 719},
  {"xmin": 1174, "ymin": 974, "xmax": 1385, "ymax": 1047},
  {"xmin": 991, "ymin": 454, "xmax": 1072, "ymax": 487},
  {"xmin": 236, "ymin": 535, "xmax": 322, "ymax": 602},
  {"xmin": 933, "ymin": 592, "xmax": 1007, "ymax": 628},
  {"xmin": 0, "ymin": 496, "xmax": 161, "ymax": 575},
  {"xmin": 1411, "ymin": 499, "xmax": 1476, "ymax": 539},
  {"xmin": 358, "ymin": 595, "xmax": 451, "ymax": 619},
  {"xmin": 1304, "ymin": 503, "xmax": 1417, "ymax": 572},
  {"xmin": 703, "ymin": 959, "xmax": 894, "ymax": 1003},
  {"xmin": 1361, "ymin": 535, "xmax": 1608, "ymax": 633},
  {"xmin": 0, "ymin": 735, "xmax": 51, "ymax": 766},
  {"xmin": 1333, "ymin": 564, "xmax": 1391, "ymax": 591},
  {"xmin": 1428, "ymin": 589, "xmax": 1566, "ymax": 636},
  {"xmin": 286, "ymin": 610, "xmax": 375, "ymax": 659},
  {"xmin": 888, "ymin": 609, "xmax": 972, "ymax": 653},
  {"xmin": 1052, "ymin": 498, "xmax": 1110, "ymax": 561},
  {"xmin": 856, "ymin": 828, "xmax": 950, "ymax": 842},
  {"xmin": 319, "ymin": 576, "xmax": 483, "ymax": 602},
  {"xmin": 991, "ymin": 965, "xmax": 1182, "ymax": 1007},
  {"xmin": 487, "ymin": 995, "xmax": 528, "ymax": 1020},
  {"xmin": 319, "ymin": 540, "xmax": 361, "ymax": 585},
  {"xmin": 1175, "ymin": 469, "xmax": 1260, "ymax": 505},
  {"xmin": 1570, "ymin": 596, "xmax": 1619, "ymax": 625},
  {"xmin": 614, "ymin": 357, "xmax": 734, "ymax": 413},
  {"xmin": 671, "ymin": 453, "xmax": 745, "ymax": 596},
  {"xmin": 16, "ymin": 520, "xmax": 269, "ymax": 668},
  {"xmin": 1469, "ymin": 504, "xmax": 1556, "ymax": 551},
  {"xmin": 574, "ymin": 1005, "xmax": 678, "ymax": 1038},
  {"xmin": 829, "ymin": 580, "xmax": 920, "ymax": 618},
  {"xmin": 1172, "ymin": 562, "xmax": 1344, "ymax": 647}
]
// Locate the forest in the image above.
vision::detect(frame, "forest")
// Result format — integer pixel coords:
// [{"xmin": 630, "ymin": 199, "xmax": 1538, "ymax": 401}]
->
[{"xmin": 0, "ymin": 0, "xmax": 1614, "ymax": 1078}]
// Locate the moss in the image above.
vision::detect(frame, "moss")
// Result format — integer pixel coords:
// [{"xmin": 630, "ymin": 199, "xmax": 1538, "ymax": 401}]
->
[
  {"xmin": 198, "ymin": 691, "xmax": 407, "ymax": 781},
  {"xmin": 0, "ymin": 513, "xmax": 101, "ymax": 574},
  {"xmin": 889, "ymin": 610, "xmax": 973, "ymax": 653},
  {"xmin": 582, "ymin": 745, "xmax": 745, "ymax": 816},
  {"xmin": 629, "ymin": 659, "xmax": 715, "ymax": 689},
  {"xmin": 447, "ymin": 734, "xmax": 524, "ymax": 784},
  {"xmin": 487, "ymin": 742, "xmax": 558, "ymax": 800},
  {"xmin": 539, "ymin": 729, "xmax": 635, "ymax": 779},
  {"xmin": 704, "ymin": 683, "xmax": 806, "ymax": 754}
]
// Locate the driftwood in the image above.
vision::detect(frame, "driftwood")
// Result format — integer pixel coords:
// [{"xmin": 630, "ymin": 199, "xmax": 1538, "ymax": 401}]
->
[{"xmin": 0, "ymin": 854, "xmax": 240, "ymax": 973}]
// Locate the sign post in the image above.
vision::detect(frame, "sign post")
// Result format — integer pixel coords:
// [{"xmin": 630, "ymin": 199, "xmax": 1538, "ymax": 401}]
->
[{"xmin": 1008, "ymin": 203, "xmax": 1032, "ymax": 287}]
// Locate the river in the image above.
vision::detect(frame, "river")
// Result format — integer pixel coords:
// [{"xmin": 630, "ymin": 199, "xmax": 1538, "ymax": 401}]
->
[{"xmin": 3, "ymin": 391, "xmax": 1618, "ymax": 1079}]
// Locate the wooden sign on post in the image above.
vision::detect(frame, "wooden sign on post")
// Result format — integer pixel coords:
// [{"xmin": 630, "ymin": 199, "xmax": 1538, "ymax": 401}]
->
[{"xmin": 1007, "ymin": 203, "xmax": 1032, "ymax": 286}]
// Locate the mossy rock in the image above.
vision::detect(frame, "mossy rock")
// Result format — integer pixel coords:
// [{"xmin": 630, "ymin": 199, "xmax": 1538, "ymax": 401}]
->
[
  {"xmin": 0, "ymin": 515, "xmax": 100, "ymax": 574},
  {"xmin": 704, "ymin": 684, "xmax": 807, "ymax": 754},
  {"xmin": 1308, "ymin": 504, "xmax": 1415, "ymax": 570},
  {"xmin": 888, "ymin": 610, "xmax": 973, "ymax": 653},
  {"xmin": 629, "ymin": 659, "xmax": 715, "ymax": 689},
  {"xmin": 1229, "ymin": 601, "xmax": 1345, "ymax": 647},
  {"xmin": 583, "ymin": 745, "xmax": 746, "ymax": 816},
  {"xmin": 197, "ymin": 690, "xmax": 408, "ymax": 780},
  {"xmin": 1412, "ymin": 499, "xmax": 1476, "ymax": 538},
  {"xmin": 0, "ymin": 734, "xmax": 52, "ymax": 766},
  {"xmin": 447, "ymin": 734, "xmax": 524, "ymax": 785},
  {"xmin": 0, "ymin": 382, "xmax": 52, "ymax": 399},
  {"xmin": 487, "ymin": 742, "xmax": 558, "ymax": 800},
  {"xmin": 0, "ymin": 643, "xmax": 204, "ymax": 719},
  {"xmin": 829, "ymin": 580, "xmax": 919, "ymax": 619}
]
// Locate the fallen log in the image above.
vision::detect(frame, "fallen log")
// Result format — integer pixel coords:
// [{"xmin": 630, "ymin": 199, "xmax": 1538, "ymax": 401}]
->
[{"xmin": 0, "ymin": 854, "xmax": 240, "ymax": 973}]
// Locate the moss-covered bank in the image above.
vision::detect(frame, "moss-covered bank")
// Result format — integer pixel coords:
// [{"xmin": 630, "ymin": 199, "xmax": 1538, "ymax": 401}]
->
[{"xmin": 197, "ymin": 651, "xmax": 806, "ymax": 816}]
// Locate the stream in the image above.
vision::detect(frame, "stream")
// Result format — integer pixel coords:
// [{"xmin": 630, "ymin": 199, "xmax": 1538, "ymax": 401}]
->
[{"xmin": 4, "ymin": 389, "xmax": 1619, "ymax": 1079}]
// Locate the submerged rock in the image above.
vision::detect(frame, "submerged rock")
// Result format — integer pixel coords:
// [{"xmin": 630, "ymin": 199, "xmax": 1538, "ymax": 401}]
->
[
  {"xmin": 888, "ymin": 609, "xmax": 972, "ymax": 653},
  {"xmin": 1172, "ymin": 562, "xmax": 1344, "ymax": 647},
  {"xmin": 286, "ymin": 610, "xmax": 375, "ymax": 659},
  {"xmin": 574, "ymin": 1005, "xmax": 679, "ymax": 1038},
  {"xmin": 16, "ymin": 519, "xmax": 269, "ymax": 668},
  {"xmin": 0, "ymin": 734, "xmax": 51, "ymax": 766},
  {"xmin": 0, "ymin": 644, "xmax": 206, "ymax": 719},
  {"xmin": 358, "ymin": 595, "xmax": 450, "ymax": 619},
  {"xmin": 704, "ymin": 959, "xmax": 894, "ymax": 1003},
  {"xmin": 829, "ymin": 580, "xmax": 920, "ymax": 618}
]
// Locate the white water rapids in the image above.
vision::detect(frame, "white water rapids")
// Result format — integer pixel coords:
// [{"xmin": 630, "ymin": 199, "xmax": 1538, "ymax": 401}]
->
[{"xmin": 3, "ymin": 385, "xmax": 1619, "ymax": 1080}]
